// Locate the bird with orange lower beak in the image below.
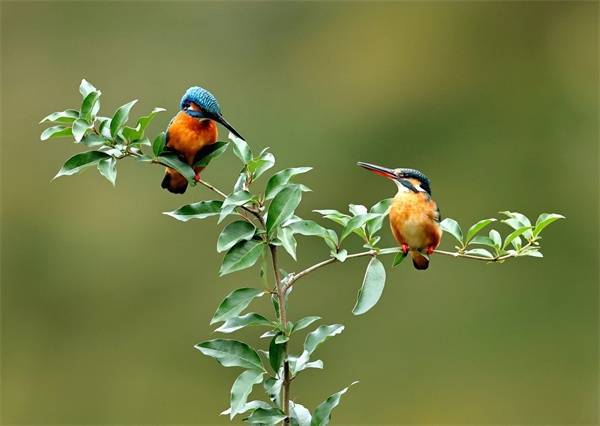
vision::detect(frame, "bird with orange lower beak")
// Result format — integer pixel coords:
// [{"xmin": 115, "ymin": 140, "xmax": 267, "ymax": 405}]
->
[
  {"xmin": 358, "ymin": 162, "xmax": 442, "ymax": 270},
  {"xmin": 161, "ymin": 86, "xmax": 244, "ymax": 194}
]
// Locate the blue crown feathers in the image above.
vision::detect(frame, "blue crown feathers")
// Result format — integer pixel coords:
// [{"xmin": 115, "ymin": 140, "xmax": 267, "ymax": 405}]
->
[{"xmin": 180, "ymin": 86, "xmax": 221, "ymax": 116}]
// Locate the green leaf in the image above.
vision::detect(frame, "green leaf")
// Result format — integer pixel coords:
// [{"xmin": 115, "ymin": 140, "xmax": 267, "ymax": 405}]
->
[
  {"xmin": 215, "ymin": 313, "xmax": 271, "ymax": 333},
  {"xmin": 464, "ymin": 248, "xmax": 494, "ymax": 258},
  {"xmin": 97, "ymin": 157, "xmax": 117, "ymax": 186},
  {"xmin": 233, "ymin": 172, "xmax": 247, "ymax": 192},
  {"xmin": 277, "ymin": 227, "xmax": 297, "ymax": 260},
  {"xmin": 122, "ymin": 107, "xmax": 166, "ymax": 141},
  {"xmin": 229, "ymin": 370, "xmax": 264, "ymax": 420},
  {"xmin": 218, "ymin": 221, "xmax": 256, "ymax": 253},
  {"xmin": 275, "ymin": 334, "xmax": 289, "ymax": 344},
  {"xmin": 465, "ymin": 218, "xmax": 496, "ymax": 243},
  {"xmin": 152, "ymin": 132, "xmax": 166, "ymax": 157},
  {"xmin": 333, "ymin": 249, "xmax": 348, "ymax": 262},
  {"xmin": 304, "ymin": 324, "xmax": 344, "ymax": 356},
  {"xmin": 311, "ymin": 382, "xmax": 358, "ymax": 426},
  {"xmin": 269, "ymin": 335, "xmax": 285, "ymax": 373},
  {"xmin": 366, "ymin": 198, "xmax": 393, "ymax": 236},
  {"xmin": 110, "ymin": 100, "xmax": 137, "ymax": 137},
  {"xmin": 287, "ymin": 220, "xmax": 326, "ymax": 237},
  {"xmin": 340, "ymin": 213, "xmax": 379, "ymax": 242},
  {"xmin": 510, "ymin": 236, "xmax": 522, "ymax": 250},
  {"xmin": 248, "ymin": 152, "xmax": 275, "ymax": 179},
  {"xmin": 392, "ymin": 252, "xmax": 407, "ymax": 267},
  {"xmin": 129, "ymin": 137, "xmax": 151, "ymax": 148},
  {"xmin": 263, "ymin": 377, "xmax": 283, "ymax": 406},
  {"xmin": 440, "ymin": 218, "xmax": 463, "ymax": 245},
  {"xmin": 97, "ymin": 117, "xmax": 111, "ymax": 138},
  {"xmin": 157, "ymin": 152, "xmax": 196, "ymax": 183},
  {"xmin": 79, "ymin": 79, "xmax": 97, "ymax": 97},
  {"xmin": 352, "ymin": 257, "xmax": 386, "ymax": 315},
  {"xmin": 195, "ymin": 339, "xmax": 265, "ymax": 371},
  {"xmin": 53, "ymin": 151, "xmax": 110, "ymax": 179},
  {"xmin": 502, "ymin": 226, "xmax": 532, "ymax": 250},
  {"xmin": 40, "ymin": 109, "xmax": 79, "ymax": 124},
  {"xmin": 289, "ymin": 351, "xmax": 323, "ymax": 375},
  {"xmin": 267, "ymin": 185, "xmax": 302, "ymax": 236},
  {"xmin": 291, "ymin": 316, "xmax": 320, "ymax": 334},
  {"xmin": 40, "ymin": 125, "xmax": 73, "ymax": 141},
  {"xmin": 287, "ymin": 220, "xmax": 337, "ymax": 249},
  {"xmin": 164, "ymin": 200, "xmax": 222, "ymax": 222},
  {"xmin": 219, "ymin": 191, "xmax": 252, "ymax": 223},
  {"xmin": 271, "ymin": 294, "xmax": 280, "ymax": 321},
  {"xmin": 489, "ymin": 229, "xmax": 502, "ymax": 248},
  {"xmin": 80, "ymin": 91, "xmax": 100, "ymax": 122},
  {"xmin": 211, "ymin": 288, "xmax": 265, "ymax": 324},
  {"xmin": 221, "ymin": 400, "xmax": 271, "ymax": 417},
  {"xmin": 533, "ymin": 213, "xmax": 565, "ymax": 237},
  {"xmin": 522, "ymin": 249, "xmax": 543, "ymax": 258},
  {"xmin": 245, "ymin": 407, "xmax": 287, "ymax": 424},
  {"xmin": 265, "ymin": 167, "xmax": 312, "ymax": 200},
  {"xmin": 469, "ymin": 235, "xmax": 496, "ymax": 247},
  {"xmin": 290, "ymin": 402, "xmax": 312, "ymax": 426},
  {"xmin": 80, "ymin": 134, "xmax": 107, "ymax": 148},
  {"xmin": 72, "ymin": 118, "xmax": 90, "ymax": 142},
  {"xmin": 348, "ymin": 204, "xmax": 368, "ymax": 216},
  {"xmin": 229, "ymin": 132, "xmax": 252, "ymax": 164},
  {"xmin": 220, "ymin": 240, "xmax": 265, "ymax": 276},
  {"xmin": 313, "ymin": 209, "xmax": 351, "ymax": 227},
  {"xmin": 193, "ymin": 141, "xmax": 229, "ymax": 167},
  {"xmin": 500, "ymin": 211, "xmax": 533, "ymax": 239}
]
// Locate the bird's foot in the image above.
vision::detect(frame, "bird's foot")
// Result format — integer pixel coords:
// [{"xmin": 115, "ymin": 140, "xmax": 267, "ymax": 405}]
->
[
  {"xmin": 401, "ymin": 243, "xmax": 409, "ymax": 255},
  {"xmin": 426, "ymin": 246, "xmax": 435, "ymax": 255},
  {"xmin": 194, "ymin": 172, "xmax": 201, "ymax": 183}
]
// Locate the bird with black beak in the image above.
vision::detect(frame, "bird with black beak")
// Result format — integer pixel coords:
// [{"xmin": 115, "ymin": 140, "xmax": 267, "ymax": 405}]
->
[{"xmin": 358, "ymin": 162, "xmax": 442, "ymax": 270}]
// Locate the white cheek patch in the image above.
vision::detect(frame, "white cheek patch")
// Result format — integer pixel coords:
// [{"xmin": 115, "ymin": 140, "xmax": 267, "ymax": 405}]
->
[{"xmin": 394, "ymin": 180, "xmax": 424, "ymax": 192}]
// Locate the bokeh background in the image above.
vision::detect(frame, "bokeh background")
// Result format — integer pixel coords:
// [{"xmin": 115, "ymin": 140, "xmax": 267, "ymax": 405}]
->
[{"xmin": 1, "ymin": 1, "xmax": 598, "ymax": 424}]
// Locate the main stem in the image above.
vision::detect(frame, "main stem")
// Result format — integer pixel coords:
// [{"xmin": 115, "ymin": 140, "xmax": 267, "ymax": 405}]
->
[{"xmin": 269, "ymin": 244, "xmax": 291, "ymax": 424}]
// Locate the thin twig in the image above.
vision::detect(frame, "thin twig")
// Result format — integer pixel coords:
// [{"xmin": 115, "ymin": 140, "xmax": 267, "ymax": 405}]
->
[
  {"xmin": 284, "ymin": 245, "xmax": 530, "ymax": 291},
  {"xmin": 269, "ymin": 244, "xmax": 291, "ymax": 424},
  {"xmin": 197, "ymin": 179, "xmax": 227, "ymax": 198}
]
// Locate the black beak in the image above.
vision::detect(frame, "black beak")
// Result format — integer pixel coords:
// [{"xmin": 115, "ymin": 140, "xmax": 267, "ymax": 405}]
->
[
  {"xmin": 215, "ymin": 114, "xmax": 244, "ymax": 141},
  {"xmin": 357, "ymin": 162, "xmax": 397, "ymax": 180}
]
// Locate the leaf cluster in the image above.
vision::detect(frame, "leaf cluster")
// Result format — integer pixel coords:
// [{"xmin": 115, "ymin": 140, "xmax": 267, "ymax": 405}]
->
[{"xmin": 440, "ymin": 211, "xmax": 564, "ymax": 261}]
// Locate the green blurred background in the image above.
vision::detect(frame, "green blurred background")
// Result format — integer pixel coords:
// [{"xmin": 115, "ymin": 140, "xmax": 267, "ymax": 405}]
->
[{"xmin": 1, "ymin": 1, "xmax": 598, "ymax": 424}]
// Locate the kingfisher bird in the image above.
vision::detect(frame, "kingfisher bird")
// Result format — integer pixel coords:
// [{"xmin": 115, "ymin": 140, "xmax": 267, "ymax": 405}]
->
[
  {"xmin": 358, "ymin": 162, "xmax": 442, "ymax": 270},
  {"xmin": 161, "ymin": 86, "xmax": 244, "ymax": 194}
]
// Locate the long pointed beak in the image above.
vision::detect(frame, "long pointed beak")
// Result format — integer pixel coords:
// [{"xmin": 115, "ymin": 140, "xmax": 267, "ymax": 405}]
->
[
  {"xmin": 215, "ymin": 114, "xmax": 244, "ymax": 141},
  {"xmin": 357, "ymin": 162, "xmax": 397, "ymax": 179}
]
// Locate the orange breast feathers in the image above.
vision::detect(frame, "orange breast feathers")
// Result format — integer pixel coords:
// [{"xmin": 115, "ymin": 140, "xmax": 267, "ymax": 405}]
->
[
  {"xmin": 166, "ymin": 111, "xmax": 218, "ymax": 164},
  {"xmin": 389, "ymin": 192, "xmax": 442, "ymax": 252}
]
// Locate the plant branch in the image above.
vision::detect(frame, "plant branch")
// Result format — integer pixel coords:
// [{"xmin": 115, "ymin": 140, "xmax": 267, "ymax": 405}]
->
[
  {"xmin": 269, "ymin": 244, "xmax": 291, "ymax": 424},
  {"xmin": 284, "ymin": 245, "xmax": 533, "ymax": 291}
]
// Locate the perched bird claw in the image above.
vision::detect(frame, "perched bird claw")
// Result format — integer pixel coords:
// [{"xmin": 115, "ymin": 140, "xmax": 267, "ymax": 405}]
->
[
  {"xmin": 401, "ymin": 243, "xmax": 410, "ymax": 255},
  {"xmin": 194, "ymin": 173, "xmax": 201, "ymax": 183}
]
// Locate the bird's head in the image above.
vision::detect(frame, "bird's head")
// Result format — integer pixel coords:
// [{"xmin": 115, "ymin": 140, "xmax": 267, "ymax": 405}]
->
[
  {"xmin": 357, "ymin": 162, "xmax": 432, "ymax": 195},
  {"xmin": 180, "ymin": 86, "xmax": 244, "ymax": 140}
]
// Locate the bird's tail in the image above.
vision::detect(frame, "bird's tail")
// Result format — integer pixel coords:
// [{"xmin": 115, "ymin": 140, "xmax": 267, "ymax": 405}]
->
[
  {"xmin": 411, "ymin": 251, "xmax": 430, "ymax": 270},
  {"xmin": 161, "ymin": 168, "xmax": 188, "ymax": 194}
]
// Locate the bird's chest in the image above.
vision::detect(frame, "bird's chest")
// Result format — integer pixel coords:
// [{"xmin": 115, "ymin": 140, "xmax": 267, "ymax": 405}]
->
[
  {"xmin": 389, "ymin": 193, "xmax": 439, "ymax": 249},
  {"xmin": 167, "ymin": 112, "xmax": 218, "ymax": 164}
]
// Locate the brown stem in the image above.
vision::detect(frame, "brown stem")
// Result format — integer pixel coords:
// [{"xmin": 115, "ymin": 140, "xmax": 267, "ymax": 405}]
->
[
  {"xmin": 269, "ymin": 244, "xmax": 290, "ymax": 424},
  {"xmin": 284, "ymin": 245, "xmax": 530, "ymax": 291}
]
